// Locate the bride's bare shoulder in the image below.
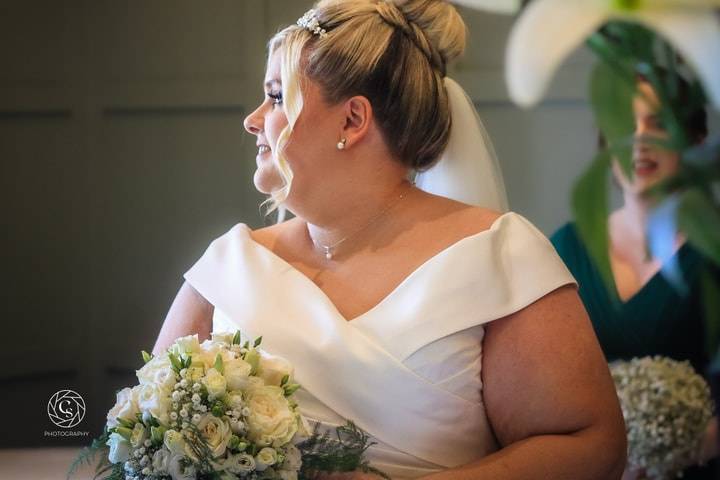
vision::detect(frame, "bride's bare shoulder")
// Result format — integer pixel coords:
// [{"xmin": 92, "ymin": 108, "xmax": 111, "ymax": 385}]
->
[
  {"xmin": 420, "ymin": 194, "xmax": 504, "ymax": 237},
  {"xmin": 463, "ymin": 204, "xmax": 504, "ymax": 230}
]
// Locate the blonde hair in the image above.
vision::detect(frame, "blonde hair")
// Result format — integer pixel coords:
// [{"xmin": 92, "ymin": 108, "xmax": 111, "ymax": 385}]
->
[{"xmin": 264, "ymin": 0, "xmax": 467, "ymax": 213}]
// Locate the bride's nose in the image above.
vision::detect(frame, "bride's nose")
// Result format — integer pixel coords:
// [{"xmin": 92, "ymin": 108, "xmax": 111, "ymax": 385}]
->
[{"xmin": 244, "ymin": 107, "xmax": 263, "ymax": 135}]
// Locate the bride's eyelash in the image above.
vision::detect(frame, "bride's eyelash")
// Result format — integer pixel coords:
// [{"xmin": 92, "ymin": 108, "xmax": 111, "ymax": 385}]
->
[{"xmin": 267, "ymin": 91, "xmax": 283, "ymax": 105}]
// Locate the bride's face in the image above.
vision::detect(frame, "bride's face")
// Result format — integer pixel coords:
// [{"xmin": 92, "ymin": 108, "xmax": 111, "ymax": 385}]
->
[
  {"xmin": 243, "ymin": 49, "xmax": 345, "ymax": 199},
  {"xmin": 243, "ymin": 51, "xmax": 290, "ymax": 194}
]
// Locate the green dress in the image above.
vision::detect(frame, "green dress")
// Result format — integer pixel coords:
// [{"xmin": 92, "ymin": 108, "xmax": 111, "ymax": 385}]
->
[{"xmin": 551, "ymin": 223, "xmax": 717, "ymax": 479}]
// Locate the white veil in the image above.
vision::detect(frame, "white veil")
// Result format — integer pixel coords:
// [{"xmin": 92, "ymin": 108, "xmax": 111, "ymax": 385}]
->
[{"xmin": 415, "ymin": 77, "xmax": 509, "ymax": 212}]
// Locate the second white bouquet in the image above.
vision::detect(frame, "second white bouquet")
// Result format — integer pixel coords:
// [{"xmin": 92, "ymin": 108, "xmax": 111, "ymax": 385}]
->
[{"xmin": 611, "ymin": 356, "xmax": 715, "ymax": 480}]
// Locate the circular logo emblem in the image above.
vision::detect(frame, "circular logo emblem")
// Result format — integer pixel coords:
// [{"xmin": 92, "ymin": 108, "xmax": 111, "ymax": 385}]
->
[{"xmin": 47, "ymin": 390, "xmax": 86, "ymax": 429}]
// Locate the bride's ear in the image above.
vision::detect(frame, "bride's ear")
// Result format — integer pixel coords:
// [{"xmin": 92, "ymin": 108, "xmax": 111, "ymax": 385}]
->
[{"xmin": 340, "ymin": 96, "xmax": 373, "ymax": 149}]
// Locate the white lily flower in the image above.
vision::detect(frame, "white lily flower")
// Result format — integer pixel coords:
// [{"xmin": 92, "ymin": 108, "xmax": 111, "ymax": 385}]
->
[
  {"xmin": 504, "ymin": 0, "xmax": 720, "ymax": 109},
  {"xmin": 452, "ymin": 0, "xmax": 521, "ymax": 15}
]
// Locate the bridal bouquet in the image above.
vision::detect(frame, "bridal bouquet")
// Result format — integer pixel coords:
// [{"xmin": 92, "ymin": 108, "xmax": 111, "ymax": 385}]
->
[
  {"xmin": 69, "ymin": 331, "xmax": 385, "ymax": 480},
  {"xmin": 70, "ymin": 332, "xmax": 307, "ymax": 480},
  {"xmin": 610, "ymin": 356, "xmax": 715, "ymax": 479}
]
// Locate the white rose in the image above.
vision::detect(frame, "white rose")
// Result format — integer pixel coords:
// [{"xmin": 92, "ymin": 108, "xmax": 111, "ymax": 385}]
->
[
  {"xmin": 200, "ymin": 341, "xmax": 236, "ymax": 367},
  {"xmin": 162, "ymin": 429, "xmax": 200, "ymax": 463},
  {"xmin": 187, "ymin": 365, "xmax": 205, "ymax": 382},
  {"xmin": 168, "ymin": 453, "xmax": 196, "ymax": 480},
  {"xmin": 224, "ymin": 357, "xmax": 253, "ymax": 391},
  {"xmin": 254, "ymin": 447, "xmax": 278, "ymax": 471},
  {"xmin": 245, "ymin": 385, "xmax": 298, "ymax": 447},
  {"xmin": 211, "ymin": 332, "xmax": 235, "ymax": 345},
  {"xmin": 196, "ymin": 414, "xmax": 233, "ymax": 458},
  {"xmin": 106, "ymin": 387, "xmax": 139, "ymax": 429},
  {"xmin": 244, "ymin": 376, "xmax": 265, "ymax": 391},
  {"xmin": 130, "ymin": 422, "xmax": 147, "ymax": 448},
  {"xmin": 164, "ymin": 429, "xmax": 186, "ymax": 456},
  {"xmin": 203, "ymin": 367, "xmax": 227, "ymax": 398},
  {"xmin": 223, "ymin": 453, "xmax": 256, "ymax": 474},
  {"xmin": 137, "ymin": 383, "xmax": 171, "ymax": 425},
  {"xmin": 226, "ymin": 391, "xmax": 244, "ymax": 410},
  {"xmin": 199, "ymin": 340, "xmax": 219, "ymax": 361},
  {"xmin": 258, "ymin": 351, "xmax": 294, "ymax": 386},
  {"xmin": 169, "ymin": 334, "xmax": 201, "ymax": 356},
  {"xmin": 152, "ymin": 447, "xmax": 172, "ymax": 474},
  {"xmin": 106, "ymin": 432, "xmax": 130, "ymax": 464},
  {"xmin": 229, "ymin": 418, "xmax": 245, "ymax": 435},
  {"xmin": 136, "ymin": 354, "xmax": 177, "ymax": 391}
]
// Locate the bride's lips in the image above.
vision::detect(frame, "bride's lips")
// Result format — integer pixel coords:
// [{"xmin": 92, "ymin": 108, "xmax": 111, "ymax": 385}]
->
[
  {"xmin": 256, "ymin": 144, "xmax": 271, "ymax": 164},
  {"xmin": 634, "ymin": 158, "xmax": 659, "ymax": 177}
]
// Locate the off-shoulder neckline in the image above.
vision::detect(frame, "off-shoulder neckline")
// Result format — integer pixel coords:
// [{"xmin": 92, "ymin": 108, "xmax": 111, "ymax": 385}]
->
[{"xmin": 236, "ymin": 212, "xmax": 520, "ymax": 323}]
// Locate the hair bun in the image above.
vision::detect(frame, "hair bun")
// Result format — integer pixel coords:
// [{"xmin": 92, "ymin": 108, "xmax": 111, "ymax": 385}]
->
[{"xmin": 391, "ymin": 0, "xmax": 467, "ymax": 68}]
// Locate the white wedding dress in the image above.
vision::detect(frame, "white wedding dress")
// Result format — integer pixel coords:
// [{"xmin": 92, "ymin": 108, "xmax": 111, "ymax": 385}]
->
[{"xmin": 183, "ymin": 212, "xmax": 575, "ymax": 479}]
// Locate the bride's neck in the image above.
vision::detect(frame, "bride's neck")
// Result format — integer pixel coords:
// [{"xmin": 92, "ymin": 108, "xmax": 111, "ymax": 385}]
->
[{"xmin": 301, "ymin": 177, "xmax": 416, "ymax": 257}]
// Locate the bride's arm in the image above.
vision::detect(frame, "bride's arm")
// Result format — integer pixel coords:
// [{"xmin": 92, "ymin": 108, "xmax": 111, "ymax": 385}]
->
[
  {"xmin": 424, "ymin": 284, "xmax": 627, "ymax": 480},
  {"xmin": 151, "ymin": 281, "xmax": 213, "ymax": 355}
]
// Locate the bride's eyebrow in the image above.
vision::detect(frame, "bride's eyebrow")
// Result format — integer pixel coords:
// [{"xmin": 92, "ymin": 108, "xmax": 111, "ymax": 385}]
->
[{"xmin": 264, "ymin": 79, "xmax": 281, "ymax": 91}]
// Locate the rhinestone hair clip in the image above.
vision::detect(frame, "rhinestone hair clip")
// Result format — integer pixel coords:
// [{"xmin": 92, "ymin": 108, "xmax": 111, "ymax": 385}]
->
[{"xmin": 297, "ymin": 9, "xmax": 328, "ymax": 38}]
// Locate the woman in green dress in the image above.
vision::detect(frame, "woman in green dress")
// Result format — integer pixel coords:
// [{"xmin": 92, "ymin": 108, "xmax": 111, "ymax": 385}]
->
[{"xmin": 551, "ymin": 77, "xmax": 718, "ymax": 478}]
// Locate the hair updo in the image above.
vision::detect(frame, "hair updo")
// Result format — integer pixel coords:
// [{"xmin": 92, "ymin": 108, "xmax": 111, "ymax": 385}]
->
[
  {"xmin": 266, "ymin": 0, "xmax": 467, "ymax": 208},
  {"xmin": 635, "ymin": 71, "xmax": 708, "ymax": 145}
]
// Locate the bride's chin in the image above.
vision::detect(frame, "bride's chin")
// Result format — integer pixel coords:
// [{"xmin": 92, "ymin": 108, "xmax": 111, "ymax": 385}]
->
[{"xmin": 253, "ymin": 167, "xmax": 283, "ymax": 195}]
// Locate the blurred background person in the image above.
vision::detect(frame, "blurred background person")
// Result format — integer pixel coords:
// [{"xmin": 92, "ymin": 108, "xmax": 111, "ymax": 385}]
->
[{"xmin": 551, "ymin": 75, "xmax": 719, "ymax": 479}]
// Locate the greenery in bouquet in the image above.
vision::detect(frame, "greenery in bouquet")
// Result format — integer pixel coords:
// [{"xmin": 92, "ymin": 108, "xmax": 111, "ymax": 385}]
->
[
  {"xmin": 296, "ymin": 422, "xmax": 390, "ymax": 480},
  {"xmin": 68, "ymin": 332, "xmax": 306, "ymax": 480},
  {"xmin": 611, "ymin": 356, "xmax": 715, "ymax": 479}
]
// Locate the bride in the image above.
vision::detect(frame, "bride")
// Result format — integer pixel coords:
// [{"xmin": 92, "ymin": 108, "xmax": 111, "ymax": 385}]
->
[{"xmin": 152, "ymin": 1, "xmax": 626, "ymax": 478}]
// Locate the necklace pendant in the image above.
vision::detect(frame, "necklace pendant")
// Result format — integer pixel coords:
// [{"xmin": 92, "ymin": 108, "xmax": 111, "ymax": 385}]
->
[{"xmin": 324, "ymin": 247, "xmax": 333, "ymax": 260}]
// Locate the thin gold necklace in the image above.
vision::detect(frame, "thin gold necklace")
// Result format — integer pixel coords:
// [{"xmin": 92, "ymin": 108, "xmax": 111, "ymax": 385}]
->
[{"xmin": 309, "ymin": 183, "xmax": 413, "ymax": 260}]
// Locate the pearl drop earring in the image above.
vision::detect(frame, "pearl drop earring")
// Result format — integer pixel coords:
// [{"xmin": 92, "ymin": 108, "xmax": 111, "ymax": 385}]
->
[{"xmin": 336, "ymin": 138, "xmax": 347, "ymax": 150}]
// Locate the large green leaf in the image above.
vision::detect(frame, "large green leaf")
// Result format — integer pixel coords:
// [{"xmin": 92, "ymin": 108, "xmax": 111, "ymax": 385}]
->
[
  {"xmin": 676, "ymin": 188, "xmax": 720, "ymax": 265},
  {"xmin": 572, "ymin": 151, "xmax": 617, "ymax": 300},
  {"xmin": 590, "ymin": 60, "xmax": 636, "ymax": 177}
]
